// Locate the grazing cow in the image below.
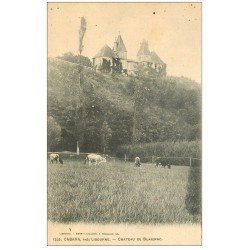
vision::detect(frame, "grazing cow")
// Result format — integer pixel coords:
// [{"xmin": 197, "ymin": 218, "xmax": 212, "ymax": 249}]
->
[
  {"xmin": 134, "ymin": 156, "xmax": 141, "ymax": 167},
  {"xmin": 49, "ymin": 153, "xmax": 63, "ymax": 164},
  {"xmin": 155, "ymin": 157, "xmax": 171, "ymax": 169},
  {"xmin": 86, "ymin": 154, "xmax": 107, "ymax": 166}
]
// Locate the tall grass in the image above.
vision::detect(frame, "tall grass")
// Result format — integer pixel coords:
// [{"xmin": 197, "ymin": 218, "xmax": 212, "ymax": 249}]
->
[{"xmin": 48, "ymin": 160, "xmax": 201, "ymax": 224}]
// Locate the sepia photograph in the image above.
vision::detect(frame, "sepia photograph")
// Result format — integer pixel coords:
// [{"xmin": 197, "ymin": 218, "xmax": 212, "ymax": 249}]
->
[
  {"xmin": 47, "ymin": 2, "xmax": 201, "ymax": 245},
  {"xmin": 4, "ymin": 1, "xmax": 250, "ymax": 250}
]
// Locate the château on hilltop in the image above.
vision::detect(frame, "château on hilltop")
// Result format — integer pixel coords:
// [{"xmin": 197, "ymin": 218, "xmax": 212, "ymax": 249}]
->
[{"xmin": 93, "ymin": 34, "xmax": 166, "ymax": 76}]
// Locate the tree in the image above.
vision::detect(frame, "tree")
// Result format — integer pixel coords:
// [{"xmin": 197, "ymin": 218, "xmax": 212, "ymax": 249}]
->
[
  {"xmin": 131, "ymin": 78, "xmax": 154, "ymax": 144},
  {"xmin": 78, "ymin": 17, "xmax": 87, "ymax": 55},
  {"xmin": 100, "ymin": 59, "xmax": 111, "ymax": 73},
  {"xmin": 101, "ymin": 121, "xmax": 112, "ymax": 154},
  {"xmin": 132, "ymin": 81, "xmax": 146, "ymax": 144},
  {"xmin": 112, "ymin": 58, "xmax": 122, "ymax": 73},
  {"xmin": 48, "ymin": 116, "xmax": 61, "ymax": 151}
]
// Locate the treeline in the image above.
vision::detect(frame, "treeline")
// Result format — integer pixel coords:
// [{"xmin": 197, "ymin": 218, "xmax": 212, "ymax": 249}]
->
[{"xmin": 48, "ymin": 55, "xmax": 201, "ymax": 155}]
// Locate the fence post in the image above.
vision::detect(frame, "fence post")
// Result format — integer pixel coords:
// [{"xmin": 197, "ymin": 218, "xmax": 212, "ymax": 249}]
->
[
  {"xmin": 189, "ymin": 157, "xmax": 192, "ymax": 167},
  {"xmin": 77, "ymin": 141, "xmax": 79, "ymax": 155},
  {"xmin": 125, "ymin": 154, "xmax": 127, "ymax": 163},
  {"xmin": 152, "ymin": 156, "xmax": 154, "ymax": 163}
]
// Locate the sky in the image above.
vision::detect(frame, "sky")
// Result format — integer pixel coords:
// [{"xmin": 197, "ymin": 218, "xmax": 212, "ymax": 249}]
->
[{"xmin": 48, "ymin": 3, "xmax": 201, "ymax": 83}]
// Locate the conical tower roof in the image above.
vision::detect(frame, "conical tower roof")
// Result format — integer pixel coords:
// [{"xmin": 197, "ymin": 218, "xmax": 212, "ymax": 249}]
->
[
  {"xmin": 94, "ymin": 44, "xmax": 117, "ymax": 58},
  {"xmin": 150, "ymin": 51, "xmax": 165, "ymax": 65},
  {"xmin": 137, "ymin": 40, "xmax": 151, "ymax": 56},
  {"xmin": 115, "ymin": 35, "xmax": 127, "ymax": 52}
]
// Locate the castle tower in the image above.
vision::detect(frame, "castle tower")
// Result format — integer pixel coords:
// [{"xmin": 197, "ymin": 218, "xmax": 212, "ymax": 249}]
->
[
  {"xmin": 137, "ymin": 40, "xmax": 152, "ymax": 63},
  {"xmin": 113, "ymin": 34, "xmax": 127, "ymax": 59}
]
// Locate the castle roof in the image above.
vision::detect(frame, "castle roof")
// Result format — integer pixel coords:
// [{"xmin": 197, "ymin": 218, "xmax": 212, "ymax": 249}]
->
[
  {"xmin": 137, "ymin": 40, "xmax": 151, "ymax": 56},
  {"xmin": 94, "ymin": 44, "xmax": 117, "ymax": 58},
  {"xmin": 150, "ymin": 51, "xmax": 165, "ymax": 65},
  {"xmin": 114, "ymin": 35, "xmax": 127, "ymax": 52}
]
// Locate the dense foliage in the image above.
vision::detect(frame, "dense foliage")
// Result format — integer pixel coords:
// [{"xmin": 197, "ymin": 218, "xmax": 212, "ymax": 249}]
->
[
  {"xmin": 57, "ymin": 52, "xmax": 92, "ymax": 68},
  {"xmin": 47, "ymin": 116, "xmax": 61, "ymax": 151},
  {"xmin": 48, "ymin": 57, "xmax": 201, "ymax": 155}
]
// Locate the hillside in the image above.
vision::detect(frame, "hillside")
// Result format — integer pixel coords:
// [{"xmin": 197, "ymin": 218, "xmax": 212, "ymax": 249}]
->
[{"xmin": 48, "ymin": 58, "xmax": 201, "ymax": 153}]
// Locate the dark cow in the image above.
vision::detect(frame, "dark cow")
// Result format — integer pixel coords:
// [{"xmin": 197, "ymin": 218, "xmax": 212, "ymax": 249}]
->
[
  {"xmin": 134, "ymin": 157, "xmax": 141, "ymax": 167},
  {"xmin": 154, "ymin": 157, "xmax": 171, "ymax": 169},
  {"xmin": 49, "ymin": 153, "xmax": 63, "ymax": 164}
]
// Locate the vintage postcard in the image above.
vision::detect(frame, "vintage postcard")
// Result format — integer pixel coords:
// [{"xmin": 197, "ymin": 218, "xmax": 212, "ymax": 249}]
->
[{"xmin": 47, "ymin": 2, "xmax": 201, "ymax": 246}]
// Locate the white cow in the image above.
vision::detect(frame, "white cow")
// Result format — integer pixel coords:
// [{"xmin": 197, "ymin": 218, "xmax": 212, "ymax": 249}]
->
[
  {"xmin": 86, "ymin": 154, "xmax": 107, "ymax": 166},
  {"xmin": 49, "ymin": 153, "xmax": 63, "ymax": 164}
]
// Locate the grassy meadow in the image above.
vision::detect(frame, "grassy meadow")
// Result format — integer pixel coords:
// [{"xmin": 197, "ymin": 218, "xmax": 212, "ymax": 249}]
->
[{"xmin": 48, "ymin": 159, "xmax": 201, "ymax": 224}]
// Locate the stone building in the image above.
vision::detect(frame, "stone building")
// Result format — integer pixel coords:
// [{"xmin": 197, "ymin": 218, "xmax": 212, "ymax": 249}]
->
[{"xmin": 93, "ymin": 34, "xmax": 166, "ymax": 76}]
